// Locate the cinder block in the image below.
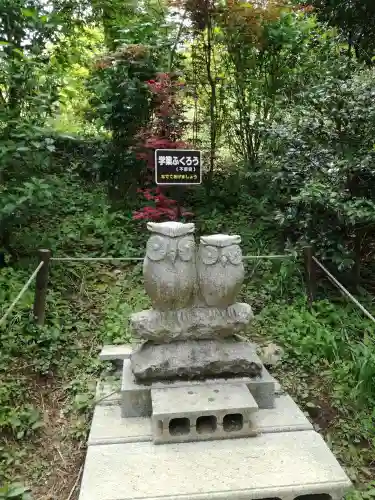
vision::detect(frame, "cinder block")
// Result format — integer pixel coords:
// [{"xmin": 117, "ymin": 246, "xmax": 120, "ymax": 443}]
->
[
  {"xmin": 88, "ymin": 394, "xmax": 313, "ymax": 446},
  {"xmin": 79, "ymin": 430, "xmax": 352, "ymax": 500},
  {"xmin": 151, "ymin": 383, "xmax": 259, "ymax": 444},
  {"xmin": 120, "ymin": 360, "xmax": 275, "ymax": 418},
  {"xmin": 121, "ymin": 361, "xmax": 151, "ymax": 418},
  {"xmin": 247, "ymin": 368, "xmax": 275, "ymax": 408}
]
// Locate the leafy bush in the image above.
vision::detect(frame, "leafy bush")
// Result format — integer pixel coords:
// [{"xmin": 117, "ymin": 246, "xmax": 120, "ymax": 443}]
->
[
  {"xmin": 0, "ymin": 483, "xmax": 32, "ymax": 500},
  {"xmin": 262, "ymin": 66, "xmax": 375, "ymax": 269},
  {"xmin": 87, "ymin": 44, "xmax": 157, "ymax": 194}
]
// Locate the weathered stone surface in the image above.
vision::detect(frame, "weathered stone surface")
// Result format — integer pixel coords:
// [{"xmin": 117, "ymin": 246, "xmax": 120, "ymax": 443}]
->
[
  {"xmin": 131, "ymin": 339, "xmax": 263, "ymax": 383},
  {"xmin": 196, "ymin": 234, "xmax": 245, "ymax": 308},
  {"xmin": 143, "ymin": 222, "xmax": 197, "ymax": 312},
  {"xmin": 130, "ymin": 303, "xmax": 253, "ymax": 343}
]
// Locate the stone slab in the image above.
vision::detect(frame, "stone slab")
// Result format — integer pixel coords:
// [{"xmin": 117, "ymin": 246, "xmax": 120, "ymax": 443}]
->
[
  {"xmin": 99, "ymin": 344, "xmax": 133, "ymax": 361},
  {"xmin": 121, "ymin": 359, "xmax": 275, "ymax": 418},
  {"xmin": 88, "ymin": 394, "xmax": 313, "ymax": 446},
  {"xmin": 131, "ymin": 339, "xmax": 263, "ymax": 382},
  {"xmin": 79, "ymin": 430, "xmax": 352, "ymax": 500},
  {"xmin": 131, "ymin": 303, "xmax": 253, "ymax": 342},
  {"xmin": 151, "ymin": 383, "xmax": 259, "ymax": 444}
]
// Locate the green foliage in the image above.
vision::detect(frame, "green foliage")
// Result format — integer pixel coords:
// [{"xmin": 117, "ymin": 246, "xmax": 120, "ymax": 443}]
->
[
  {"xmin": 306, "ymin": 0, "xmax": 375, "ymax": 64},
  {"xmin": 218, "ymin": 8, "xmax": 318, "ymax": 166},
  {"xmin": 0, "ymin": 0, "xmax": 94, "ymax": 256},
  {"xmin": 0, "ymin": 483, "xmax": 32, "ymax": 500},
  {"xmin": 262, "ymin": 66, "xmax": 375, "ymax": 267},
  {"xmin": 257, "ymin": 297, "xmax": 375, "ymax": 403},
  {"xmin": 48, "ymin": 26, "xmax": 105, "ymax": 135},
  {"xmin": 87, "ymin": 44, "xmax": 157, "ymax": 193}
]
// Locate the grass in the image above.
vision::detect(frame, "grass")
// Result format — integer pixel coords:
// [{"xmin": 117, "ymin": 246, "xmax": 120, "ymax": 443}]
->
[{"xmin": 1, "ymin": 174, "xmax": 375, "ymax": 500}]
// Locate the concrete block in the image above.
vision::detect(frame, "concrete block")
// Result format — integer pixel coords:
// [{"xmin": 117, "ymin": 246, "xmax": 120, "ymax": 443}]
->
[
  {"xmin": 249, "ymin": 368, "xmax": 275, "ymax": 409},
  {"xmin": 79, "ymin": 430, "xmax": 352, "ymax": 500},
  {"xmin": 120, "ymin": 359, "xmax": 275, "ymax": 417},
  {"xmin": 95, "ymin": 379, "xmax": 121, "ymax": 406},
  {"xmin": 88, "ymin": 394, "xmax": 313, "ymax": 446},
  {"xmin": 121, "ymin": 360, "xmax": 151, "ymax": 418},
  {"xmin": 99, "ymin": 344, "xmax": 133, "ymax": 361},
  {"xmin": 99, "ymin": 344, "xmax": 133, "ymax": 371},
  {"xmin": 151, "ymin": 383, "xmax": 259, "ymax": 444}
]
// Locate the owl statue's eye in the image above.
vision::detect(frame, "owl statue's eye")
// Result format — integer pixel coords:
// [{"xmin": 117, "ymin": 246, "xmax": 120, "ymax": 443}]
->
[
  {"xmin": 200, "ymin": 245, "xmax": 219, "ymax": 265},
  {"xmin": 224, "ymin": 245, "xmax": 242, "ymax": 265},
  {"xmin": 177, "ymin": 237, "xmax": 195, "ymax": 262},
  {"xmin": 146, "ymin": 235, "xmax": 168, "ymax": 261}
]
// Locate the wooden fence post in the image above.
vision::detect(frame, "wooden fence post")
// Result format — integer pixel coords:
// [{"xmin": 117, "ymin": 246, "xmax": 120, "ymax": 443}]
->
[
  {"xmin": 33, "ymin": 249, "xmax": 51, "ymax": 325},
  {"xmin": 303, "ymin": 246, "xmax": 316, "ymax": 308}
]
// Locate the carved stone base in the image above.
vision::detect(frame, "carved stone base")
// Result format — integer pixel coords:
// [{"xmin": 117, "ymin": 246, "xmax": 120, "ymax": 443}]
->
[
  {"xmin": 130, "ymin": 339, "xmax": 263, "ymax": 383},
  {"xmin": 130, "ymin": 303, "xmax": 253, "ymax": 343}
]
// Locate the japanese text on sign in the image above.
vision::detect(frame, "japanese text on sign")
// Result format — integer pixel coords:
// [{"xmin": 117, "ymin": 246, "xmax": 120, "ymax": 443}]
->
[{"xmin": 155, "ymin": 149, "xmax": 202, "ymax": 185}]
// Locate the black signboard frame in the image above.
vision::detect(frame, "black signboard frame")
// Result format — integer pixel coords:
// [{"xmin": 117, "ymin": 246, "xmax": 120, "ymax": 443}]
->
[{"xmin": 155, "ymin": 149, "xmax": 202, "ymax": 186}]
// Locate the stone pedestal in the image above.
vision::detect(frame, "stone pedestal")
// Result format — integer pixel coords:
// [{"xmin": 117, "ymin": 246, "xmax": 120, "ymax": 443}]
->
[
  {"xmin": 78, "ymin": 371, "xmax": 352, "ymax": 500},
  {"xmin": 130, "ymin": 222, "xmax": 258, "ymax": 390},
  {"xmin": 76, "ymin": 222, "xmax": 352, "ymax": 500}
]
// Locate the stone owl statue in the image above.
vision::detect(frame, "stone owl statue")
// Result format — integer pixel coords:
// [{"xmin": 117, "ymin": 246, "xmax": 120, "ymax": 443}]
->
[
  {"xmin": 197, "ymin": 234, "xmax": 244, "ymax": 308},
  {"xmin": 143, "ymin": 221, "xmax": 196, "ymax": 311}
]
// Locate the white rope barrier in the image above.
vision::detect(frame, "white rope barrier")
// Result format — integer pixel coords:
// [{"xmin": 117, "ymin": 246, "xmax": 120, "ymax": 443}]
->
[
  {"xmin": 313, "ymin": 256, "xmax": 375, "ymax": 326},
  {"xmin": 50, "ymin": 257, "xmax": 143, "ymax": 262},
  {"xmin": 50, "ymin": 254, "xmax": 294, "ymax": 262},
  {"xmin": 0, "ymin": 261, "xmax": 44, "ymax": 327},
  {"xmin": 243, "ymin": 254, "xmax": 295, "ymax": 260}
]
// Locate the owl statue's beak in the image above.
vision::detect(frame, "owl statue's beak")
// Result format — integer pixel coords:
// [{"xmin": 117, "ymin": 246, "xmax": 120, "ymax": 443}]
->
[
  {"xmin": 221, "ymin": 255, "xmax": 228, "ymax": 266},
  {"xmin": 168, "ymin": 250, "xmax": 177, "ymax": 263}
]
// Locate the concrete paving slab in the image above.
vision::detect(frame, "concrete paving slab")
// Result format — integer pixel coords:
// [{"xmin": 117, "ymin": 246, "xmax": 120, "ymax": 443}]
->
[
  {"xmin": 151, "ymin": 383, "xmax": 259, "ymax": 444},
  {"xmin": 88, "ymin": 394, "xmax": 313, "ymax": 446},
  {"xmin": 251, "ymin": 394, "xmax": 312, "ymax": 433},
  {"xmin": 274, "ymin": 380, "xmax": 283, "ymax": 394},
  {"xmin": 79, "ymin": 430, "xmax": 352, "ymax": 500}
]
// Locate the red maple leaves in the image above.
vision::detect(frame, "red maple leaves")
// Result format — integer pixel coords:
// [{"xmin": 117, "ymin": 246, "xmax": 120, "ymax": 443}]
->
[
  {"xmin": 133, "ymin": 187, "xmax": 193, "ymax": 221},
  {"xmin": 133, "ymin": 72, "xmax": 194, "ymax": 222}
]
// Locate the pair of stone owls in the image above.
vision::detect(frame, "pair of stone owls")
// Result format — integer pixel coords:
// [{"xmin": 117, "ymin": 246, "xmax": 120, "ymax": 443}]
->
[{"xmin": 143, "ymin": 222, "xmax": 244, "ymax": 311}]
